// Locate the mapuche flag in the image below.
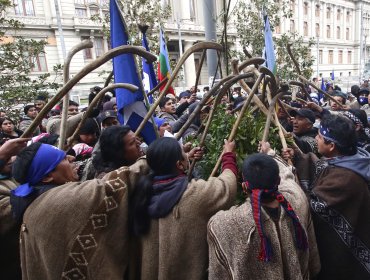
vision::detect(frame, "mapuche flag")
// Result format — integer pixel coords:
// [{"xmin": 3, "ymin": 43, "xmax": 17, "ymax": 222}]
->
[{"xmin": 158, "ymin": 28, "xmax": 175, "ymax": 96}]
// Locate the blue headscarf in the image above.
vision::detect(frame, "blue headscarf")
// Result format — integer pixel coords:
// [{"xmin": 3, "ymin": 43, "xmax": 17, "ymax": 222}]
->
[{"xmin": 11, "ymin": 144, "xmax": 66, "ymax": 198}]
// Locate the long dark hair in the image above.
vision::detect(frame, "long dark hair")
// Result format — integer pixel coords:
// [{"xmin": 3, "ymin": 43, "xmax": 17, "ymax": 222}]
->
[
  {"xmin": 130, "ymin": 137, "xmax": 184, "ymax": 236},
  {"xmin": 92, "ymin": 125, "xmax": 131, "ymax": 173}
]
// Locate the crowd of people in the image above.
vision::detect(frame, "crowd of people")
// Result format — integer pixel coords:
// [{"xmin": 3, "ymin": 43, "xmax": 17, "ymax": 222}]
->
[{"xmin": 0, "ymin": 79, "xmax": 370, "ymax": 280}]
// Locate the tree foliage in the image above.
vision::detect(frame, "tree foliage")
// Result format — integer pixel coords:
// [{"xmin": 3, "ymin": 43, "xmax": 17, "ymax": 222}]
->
[
  {"xmin": 0, "ymin": 0, "xmax": 62, "ymax": 119},
  {"xmin": 93, "ymin": 0, "xmax": 171, "ymax": 54},
  {"xmin": 233, "ymin": 0, "xmax": 315, "ymax": 80}
]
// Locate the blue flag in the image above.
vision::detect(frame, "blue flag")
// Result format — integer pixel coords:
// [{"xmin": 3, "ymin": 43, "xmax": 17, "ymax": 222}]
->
[
  {"xmin": 140, "ymin": 26, "xmax": 158, "ymax": 104},
  {"xmin": 321, "ymin": 78, "xmax": 326, "ymax": 91},
  {"xmin": 263, "ymin": 14, "xmax": 276, "ymax": 74},
  {"xmin": 110, "ymin": 0, "xmax": 156, "ymax": 144},
  {"xmin": 330, "ymin": 70, "xmax": 335, "ymax": 81}
]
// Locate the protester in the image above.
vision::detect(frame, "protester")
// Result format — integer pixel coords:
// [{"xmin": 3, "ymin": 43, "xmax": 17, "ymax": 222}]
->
[
  {"xmin": 90, "ymin": 125, "xmax": 143, "ymax": 179},
  {"xmin": 289, "ymin": 108, "xmax": 318, "ymax": 154},
  {"xmin": 158, "ymin": 97, "xmax": 189, "ymax": 133},
  {"xmin": 10, "ymin": 142, "xmax": 149, "ymax": 279},
  {"xmin": 329, "ymin": 91, "xmax": 347, "ymax": 112},
  {"xmin": 99, "ymin": 110, "xmax": 119, "ymax": 129},
  {"xmin": 77, "ymin": 117, "xmax": 100, "ymax": 146},
  {"xmin": 19, "ymin": 104, "xmax": 40, "ymax": 136},
  {"xmin": 46, "ymin": 100, "xmax": 84, "ymax": 137},
  {"xmin": 208, "ymin": 150, "xmax": 320, "ymax": 279},
  {"xmin": 129, "ymin": 137, "xmax": 237, "ymax": 279},
  {"xmin": 34, "ymin": 95, "xmax": 47, "ymax": 112},
  {"xmin": 0, "ymin": 117, "xmax": 23, "ymax": 142},
  {"xmin": 102, "ymin": 100, "xmax": 117, "ymax": 113},
  {"xmin": 154, "ymin": 117, "xmax": 172, "ymax": 137},
  {"xmin": 282, "ymin": 114, "xmax": 370, "ymax": 279}
]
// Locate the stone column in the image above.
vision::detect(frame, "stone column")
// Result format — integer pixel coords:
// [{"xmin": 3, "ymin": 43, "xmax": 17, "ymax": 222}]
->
[{"xmin": 184, "ymin": 40, "xmax": 196, "ymax": 88}]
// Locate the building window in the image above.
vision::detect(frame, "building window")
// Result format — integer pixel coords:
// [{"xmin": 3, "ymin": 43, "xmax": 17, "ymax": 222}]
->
[
  {"xmin": 14, "ymin": 0, "xmax": 35, "ymax": 16},
  {"xmin": 326, "ymin": 7, "xmax": 331, "ymax": 19},
  {"xmin": 303, "ymin": 21, "xmax": 308, "ymax": 36},
  {"xmin": 328, "ymin": 50, "xmax": 333, "ymax": 64},
  {"xmin": 94, "ymin": 37, "xmax": 104, "ymax": 57},
  {"xmin": 337, "ymin": 26, "xmax": 341, "ymax": 39},
  {"xmin": 315, "ymin": 5, "xmax": 320, "ymax": 17},
  {"xmin": 290, "ymin": 0, "xmax": 295, "ymax": 13},
  {"xmin": 89, "ymin": 6, "xmax": 99, "ymax": 16},
  {"xmin": 348, "ymin": 51, "xmax": 352, "ymax": 63},
  {"xmin": 346, "ymin": 11, "xmax": 351, "ymax": 23},
  {"xmin": 315, "ymin": 23, "xmax": 320, "ymax": 37},
  {"xmin": 338, "ymin": 50, "xmax": 343, "ymax": 64},
  {"xmin": 319, "ymin": 50, "xmax": 323, "ymax": 64},
  {"xmin": 337, "ymin": 9, "xmax": 341, "ymax": 21},
  {"xmin": 30, "ymin": 52, "xmax": 48, "ymax": 72},
  {"xmin": 326, "ymin": 25, "xmax": 330, "ymax": 38},
  {"xmin": 346, "ymin": 28, "xmax": 350, "ymax": 40},
  {"xmin": 81, "ymin": 36, "xmax": 106, "ymax": 60},
  {"xmin": 303, "ymin": 2, "xmax": 308, "ymax": 16},
  {"xmin": 290, "ymin": 19, "xmax": 295, "ymax": 32},
  {"xmin": 75, "ymin": 7, "xmax": 87, "ymax": 17},
  {"xmin": 189, "ymin": 0, "xmax": 195, "ymax": 21}
]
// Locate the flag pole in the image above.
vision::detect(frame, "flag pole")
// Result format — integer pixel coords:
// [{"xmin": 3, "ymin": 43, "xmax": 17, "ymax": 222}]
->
[{"xmin": 136, "ymin": 26, "xmax": 159, "ymax": 139}]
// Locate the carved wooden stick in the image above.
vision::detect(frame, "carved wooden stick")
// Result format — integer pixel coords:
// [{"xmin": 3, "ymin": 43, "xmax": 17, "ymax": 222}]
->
[
  {"xmin": 134, "ymin": 41, "xmax": 223, "ymax": 138},
  {"xmin": 175, "ymin": 74, "xmax": 235, "ymax": 140},
  {"xmin": 21, "ymin": 45, "xmax": 156, "ymax": 138},
  {"xmin": 59, "ymin": 39, "xmax": 94, "ymax": 149},
  {"xmin": 187, "ymin": 72, "xmax": 255, "ymax": 178},
  {"xmin": 289, "ymin": 80, "xmax": 313, "ymax": 102},
  {"xmin": 147, "ymin": 77, "xmax": 168, "ymax": 97},
  {"xmin": 194, "ymin": 49, "xmax": 206, "ymax": 91},
  {"xmin": 298, "ymin": 75, "xmax": 344, "ymax": 107},
  {"xmin": 65, "ymin": 83, "xmax": 138, "ymax": 149},
  {"xmin": 210, "ymin": 73, "xmax": 264, "ymax": 177},
  {"xmin": 287, "ymin": 44, "xmax": 302, "ymax": 76}
]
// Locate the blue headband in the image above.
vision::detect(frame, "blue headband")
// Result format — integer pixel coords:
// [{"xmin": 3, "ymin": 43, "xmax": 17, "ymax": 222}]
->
[
  {"xmin": 319, "ymin": 125, "xmax": 341, "ymax": 145},
  {"xmin": 154, "ymin": 117, "xmax": 166, "ymax": 129},
  {"xmin": 11, "ymin": 144, "xmax": 66, "ymax": 197}
]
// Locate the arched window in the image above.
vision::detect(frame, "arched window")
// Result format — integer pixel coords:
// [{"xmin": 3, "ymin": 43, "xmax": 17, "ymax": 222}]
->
[
  {"xmin": 315, "ymin": 23, "xmax": 320, "ymax": 37},
  {"xmin": 337, "ymin": 26, "xmax": 341, "ymax": 39}
]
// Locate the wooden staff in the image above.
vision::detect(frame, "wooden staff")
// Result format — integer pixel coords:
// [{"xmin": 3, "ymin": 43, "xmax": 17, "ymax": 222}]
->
[
  {"xmin": 135, "ymin": 41, "xmax": 223, "ymax": 138},
  {"xmin": 194, "ymin": 49, "xmax": 206, "ymax": 91},
  {"xmin": 174, "ymin": 74, "xmax": 236, "ymax": 140},
  {"xmin": 209, "ymin": 73, "xmax": 264, "ymax": 177},
  {"xmin": 297, "ymin": 75, "xmax": 344, "ymax": 107},
  {"xmin": 21, "ymin": 45, "xmax": 156, "ymax": 138},
  {"xmin": 289, "ymin": 80, "xmax": 313, "ymax": 102},
  {"xmin": 187, "ymin": 72, "xmax": 255, "ymax": 179},
  {"xmin": 231, "ymin": 58, "xmax": 270, "ymax": 116},
  {"xmin": 147, "ymin": 77, "xmax": 168, "ymax": 97},
  {"xmin": 66, "ymin": 83, "xmax": 138, "ymax": 149},
  {"xmin": 287, "ymin": 44, "xmax": 302, "ymax": 76},
  {"xmin": 59, "ymin": 40, "xmax": 93, "ymax": 149}
]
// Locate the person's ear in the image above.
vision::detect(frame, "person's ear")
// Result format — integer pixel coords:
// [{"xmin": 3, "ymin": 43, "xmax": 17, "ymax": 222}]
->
[
  {"xmin": 328, "ymin": 142, "xmax": 336, "ymax": 153},
  {"xmin": 41, "ymin": 173, "xmax": 54, "ymax": 184},
  {"xmin": 176, "ymin": 160, "xmax": 185, "ymax": 172}
]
